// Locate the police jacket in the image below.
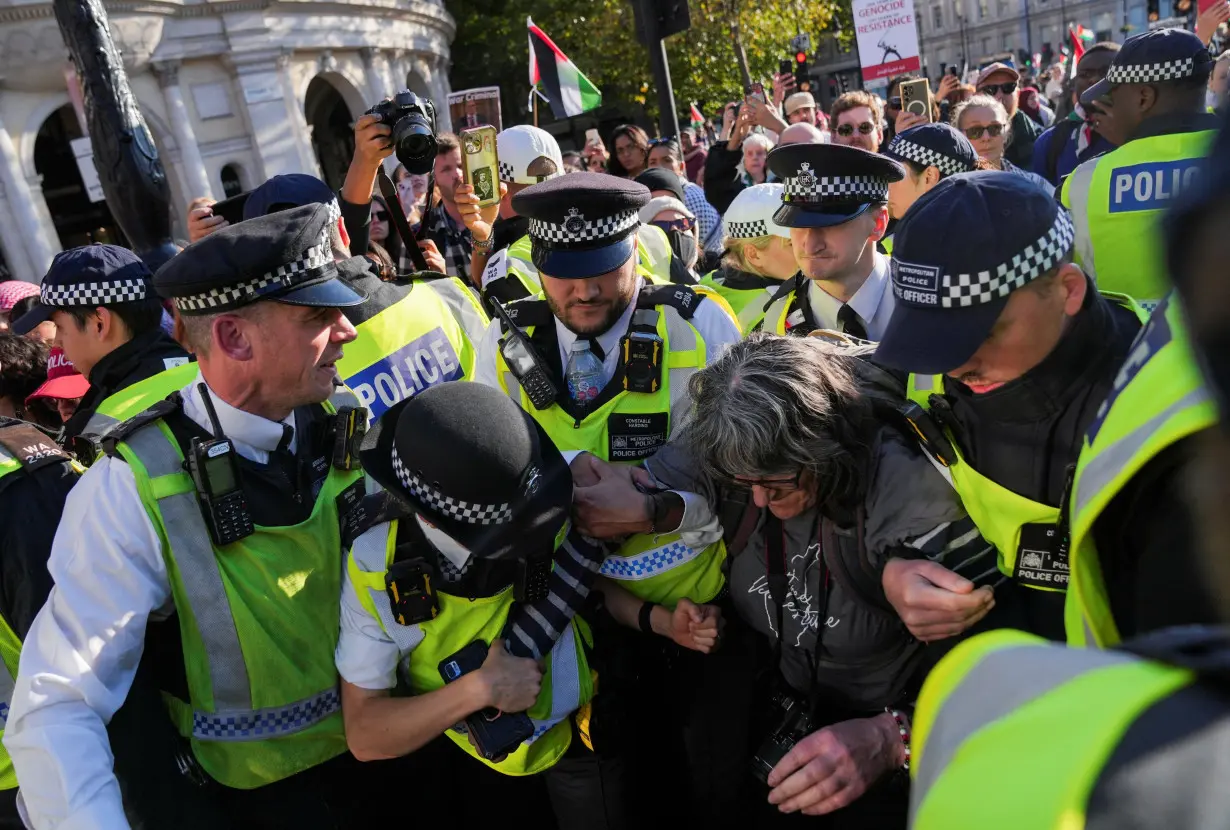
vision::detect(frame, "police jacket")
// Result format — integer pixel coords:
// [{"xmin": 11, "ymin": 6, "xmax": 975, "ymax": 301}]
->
[
  {"xmin": 934, "ymin": 285, "xmax": 1141, "ymax": 640},
  {"xmin": 62, "ymin": 330, "xmax": 190, "ymax": 444},
  {"xmin": 645, "ymin": 424, "xmax": 984, "ymax": 711}
]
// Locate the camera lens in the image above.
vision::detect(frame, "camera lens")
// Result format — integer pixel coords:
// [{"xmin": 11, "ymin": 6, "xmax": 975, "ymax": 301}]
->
[{"xmin": 392, "ymin": 114, "xmax": 438, "ymax": 175}]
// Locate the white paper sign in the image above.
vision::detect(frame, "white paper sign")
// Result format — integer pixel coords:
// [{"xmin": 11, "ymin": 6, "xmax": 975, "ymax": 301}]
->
[
  {"xmin": 852, "ymin": 0, "xmax": 923, "ymax": 83},
  {"xmin": 69, "ymin": 137, "xmax": 106, "ymax": 203}
]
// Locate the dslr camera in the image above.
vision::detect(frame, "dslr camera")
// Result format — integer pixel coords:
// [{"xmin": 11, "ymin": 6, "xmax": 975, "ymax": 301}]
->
[
  {"xmin": 367, "ymin": 90, "xmax": 437, "ymax": 175},
  {"xmin": 751, "ymin": 691, "xmax": 813, "ymax": 784}
]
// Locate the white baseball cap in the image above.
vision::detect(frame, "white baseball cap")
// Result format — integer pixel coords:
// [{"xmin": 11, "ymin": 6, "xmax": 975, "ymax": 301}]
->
[
  {"xmin": 639, "ymin": 196, "xmax": 695, "ymax": 225},
  {"xmin": 497, "ymin": 125, "xmax": 564, "ymax": 185},
  {"xmin": 722, "ymin": 183, "xmax": 791, "ymax": 241}
]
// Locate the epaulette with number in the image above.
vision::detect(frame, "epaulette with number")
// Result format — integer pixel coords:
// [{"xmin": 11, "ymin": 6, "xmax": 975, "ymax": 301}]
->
[
  {"xmin": 101, "ymin": 397, "xmax": 183, "ymax": 459},
  {"xmin": 497, "ymin": 297, "xmax": 553, "ymax": 333},
  {"xmin": 342, "ymin": 489, "xmax": 414, "ymax": 552},
  {"xmin": 637, "ymin": 283, "xmax": 706, "ymax": 320},
  {"xmin": 0, "ymin": 420, "xmax": 72, "ymax": 475}
]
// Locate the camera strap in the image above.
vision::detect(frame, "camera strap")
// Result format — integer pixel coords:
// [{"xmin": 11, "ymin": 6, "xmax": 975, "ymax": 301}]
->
[
  {"xmin": 766, "ymin": 514, "xmax": 788, "ymax": 669},
  {"xmin": 376, "ymin": 167, "xmax": 429, "ymax": 272}
]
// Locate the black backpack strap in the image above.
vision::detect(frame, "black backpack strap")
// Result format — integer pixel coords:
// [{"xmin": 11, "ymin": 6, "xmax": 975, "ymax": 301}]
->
[
  {"xmin": 820, "ymin": 510, "xmax": 897, "ymax": 618},
  {"xmin": 636, "ymin": 283, "xmax": 706, "ymax": 320},
  {"xmin": 100, "ymin": 397, "xmax": 184, "ymax": 459},
  {"xmin": 719, "ymin": 486, "xmax": 761, "ymax": 557},
  {"xmin": 667, "ymin": 255, "xmax": 698, "ymax": 286},
  {"xmin": 1046, "ymin": 120, "xmax": 1081, "ymax": 185}
]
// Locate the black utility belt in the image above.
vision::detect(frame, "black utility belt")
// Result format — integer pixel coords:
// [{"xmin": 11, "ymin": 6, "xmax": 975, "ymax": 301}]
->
[{"xmin": 1013, "ymin": 522, "xmax": 1069, "ymax": 591}]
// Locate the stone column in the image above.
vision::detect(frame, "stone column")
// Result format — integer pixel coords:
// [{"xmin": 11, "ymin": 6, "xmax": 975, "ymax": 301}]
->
[
  {"xmin": 0, "ymin": 177, "xmax": 35, "ymax": 283},
  {"xmin": 225, "ymin": 49, "xmax": 320, "ymax": 181},
  {"xmin": 152, "ymin": 60, "xmax": 214, "ymax": 203},
  {"xmin": 383, "ymin": 49, "xmax": 404, "ymax": 99},
  {"xmin": 0, "ymin": 100, "xmax": 58, "ymax": 276},
  {"xmin": 360, "ymin": 47, "xmax": 387, "ymax": 102},
  {"xmin": 419, "ymin": 54, "xmax": 453, "ymax": 133}
]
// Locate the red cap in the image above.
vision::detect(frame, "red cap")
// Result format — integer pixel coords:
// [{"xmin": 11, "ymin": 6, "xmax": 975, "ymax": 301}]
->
[{"xmin": 26, "ymin": 348, "xmax": 90, "ymax": 404}]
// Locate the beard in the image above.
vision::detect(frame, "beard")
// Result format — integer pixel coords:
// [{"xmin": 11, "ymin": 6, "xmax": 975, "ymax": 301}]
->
[{"xmin": 545, "ymin": 285, "xmax": 635, "ymax": 337}]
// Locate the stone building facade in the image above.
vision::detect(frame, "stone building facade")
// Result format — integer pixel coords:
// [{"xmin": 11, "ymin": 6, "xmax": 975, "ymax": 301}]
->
[{"xmin": 0, "ymin": 0, "xmax": 455, "ymax": 283}]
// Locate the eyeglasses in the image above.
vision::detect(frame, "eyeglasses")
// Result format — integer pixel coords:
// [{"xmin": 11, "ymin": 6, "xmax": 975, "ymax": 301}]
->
[
  {"xmin": 723, "ymin": 471, "xmax": 805, "ymax": 501},
  {"xmin": 963, "ymin": 123, "xmax": 1005, "ymax": 140},
  {"xmin": 836, "ymin": 121, "xmax": 877, "ymax": 137},
  {"xmin": 978, "ymin": 81, "xmax": 1018, "ymax": 96},
  {"xmin": 651, "ymin": 217, "xmax": 694, "ymax": 234}
]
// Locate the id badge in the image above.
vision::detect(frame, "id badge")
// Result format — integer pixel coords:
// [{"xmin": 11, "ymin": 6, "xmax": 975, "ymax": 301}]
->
[
  {"xmin": 607, "ymin": 412, "xmax": 668, "ymax": 461},
  {"xmin": 1013, "ymin": 523, "xmax": 1069, "ymax": 591}
]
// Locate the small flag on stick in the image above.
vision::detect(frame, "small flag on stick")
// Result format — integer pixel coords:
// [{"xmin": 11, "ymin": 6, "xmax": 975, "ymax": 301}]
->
[{"xmin": 528, "ymin": 17, "xmax": 603, "ymax": 119}]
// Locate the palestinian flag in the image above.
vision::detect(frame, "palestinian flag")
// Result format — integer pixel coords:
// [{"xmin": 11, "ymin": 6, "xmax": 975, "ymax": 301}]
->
[
  {"xmin": 690, "ymin": 103, "xmax": 705, "ymax": 128},
  {"xmin": 1067, "ymin": 25, "xmax": 1090, "ymax": 79},
  {"xmin": 528, "ymin": 17, "xmax": 602, "ymax": 119}
]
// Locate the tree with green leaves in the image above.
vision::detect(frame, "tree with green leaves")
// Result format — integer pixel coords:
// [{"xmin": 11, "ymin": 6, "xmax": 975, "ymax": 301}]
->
[{"xmin": 446, "ymin": 0, "xmax": 844, "ymax": 131}]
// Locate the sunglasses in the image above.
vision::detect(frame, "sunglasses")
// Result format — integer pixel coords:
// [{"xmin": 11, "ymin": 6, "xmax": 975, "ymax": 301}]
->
[
  {"xmin": 963, "ymin": 123, "xmax": 1005, "ymax": 140},
  {"xmin": 979, "ymin": 81, "xmax": 1018, "ymax": 96},
  {"xmin": 836, "ymin": 121, "xmax": 877, "ymax": 137},
  {"xmin": 372, "ymin": 211, "xmax": 388, "ymax": 221},
  {"xmin": 722, "ymin": 471, "xmax": 805, "ymax": 501},
  {"xmin": 651, "ymin": 217, "xmax": 694, "ymax": 234},
  {"xmin": 649, "ymin": 136, "xmax": 678, "ymax": 148}
]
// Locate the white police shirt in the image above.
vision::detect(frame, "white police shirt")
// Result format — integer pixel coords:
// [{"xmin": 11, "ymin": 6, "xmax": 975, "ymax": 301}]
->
[
  {"xmin": 802, "ymin": 251, "xmax": 896, "ymax": 341},
  {"xmin": 5, "ymin": 371, "xmax": 300, "ymax": 829}
]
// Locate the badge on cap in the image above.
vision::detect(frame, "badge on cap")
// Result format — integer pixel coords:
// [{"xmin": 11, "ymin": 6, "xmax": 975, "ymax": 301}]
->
[
  {"xmin": 797, "ymin": 163, "xmax": 817, "ymax": 190},
  {"xmin": 564, "ymin": 208, "xmax": 587, "ymax": 235}
]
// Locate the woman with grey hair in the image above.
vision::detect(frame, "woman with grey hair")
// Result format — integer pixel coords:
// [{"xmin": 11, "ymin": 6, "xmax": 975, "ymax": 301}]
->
[{"xmin": 573, "ymin": 333, "xmax": 993, "ymax": 828}]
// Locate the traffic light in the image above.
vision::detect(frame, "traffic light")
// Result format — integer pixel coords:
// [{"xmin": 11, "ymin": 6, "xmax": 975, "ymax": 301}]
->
[
  {"xmin": 1147, "ymin": 0, "xmax": 1160, "ymax": 22},
  {"xmin": 1173, "ymin": 0, "xmax": 1192, "ymax": 15},
  {"xmin": 1041, "ymin": 42, "xmax": 1054, "ymax": 66},
  {"xmin": 838, "ymin": 74, "xmax": 850, "ymax": 93},
  {"xmin": 1018, "ymin": 48, "xmax": 1032, "ymax": 69},
  {"xmin": 795, "ymin": 52, "xmax": 811, "ymax": 92}
]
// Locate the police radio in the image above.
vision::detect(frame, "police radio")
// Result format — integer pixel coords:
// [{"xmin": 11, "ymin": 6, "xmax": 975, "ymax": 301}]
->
[
  {"xmin": 490, "ymin": 299, "xmax": 558, "ymax": 410},
  {"xmin": 187, "ymin": 384, "xmax": 254, "ymax": 547}
]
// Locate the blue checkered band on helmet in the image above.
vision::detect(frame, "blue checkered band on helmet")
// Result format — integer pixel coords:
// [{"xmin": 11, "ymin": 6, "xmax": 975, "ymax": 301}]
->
[
  {"xmin": 724, "ymin": 219, "xmax": 770, "ymax": 239},
  {"xmin": 886, "ymin": 136, "xmax": 971, "ymax": 177},
  {"xmin": 783, "ymin": 168, "xmax": 887, "ymax": 203},
  {"xmin": 528, "ymin": 208, "xmax": 639, "ymax": 247},
  {"xmin": 0, "ymin": 701, "xmax": 9, "ymax": 728},
  {"xmin": 191, "ymin": 687, "xmax": 339, "ymax": 741},
  {"xmin": 1105, "ymin": 56, "xmax": 1196, "ymax": 85},
  {"xmin": 174, "ymin": 219, "xmax": 334, "ymax": 313},
  {"xmin": 599, "ymin": 540, "xmax": 700, "ymax": 580},
  {"xmin": 391, "ymin": 446, "xmax": 513, "ymax": 525},
  {"xmin": 40, "ymin": 278, "xmax": 147, "ymax": 307},
  {"xmin": 895, "ymin": 209, "xmax": 1075, "ymax": 308}
]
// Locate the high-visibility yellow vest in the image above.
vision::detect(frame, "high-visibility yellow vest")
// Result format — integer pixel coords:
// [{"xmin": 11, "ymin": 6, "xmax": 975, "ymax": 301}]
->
[
  {"xmin": 911, "ymin": 628, "xmax": 1193, "ymax": 829},
  {"xmin": 337, "ymin": 278, "xmax": 486, "ymax": 421},
  {"xmin": 906, "ymin": 292, "xmax": 1147, "ymax": 594},
  {"xmin": 698, "ymin": 271, "xmax": 782, "ymax": 333},
  {"xmin": 482, "ymin": 225, "xmax": 675, "ymax": 303},
  {"xmin": 1065, "ymin": 295, "xmax": 1217, "ymax": 648},
  {"xmin": 345, "ymin": 518, "xmax": 592, "ymax": 775},
  {"xmin": 0, "ymin": 429, "xmax": 83, "ymax": 790},
  {"xmin": 1061, "ymin": 128, "xmax": 1215, "ymax": 310},
  {"xmin": 79, "ymin": 360, "xmax": 197, "ymax": 443},
  {"xmin": 494, "ymin": 288, "xmax": 727, "ymax": 606},
  {"xmin": 112, "ymin": 388, "xmax": 362, "ymax": 789}
]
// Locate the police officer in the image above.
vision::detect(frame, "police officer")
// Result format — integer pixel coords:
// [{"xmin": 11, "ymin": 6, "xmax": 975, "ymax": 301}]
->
[
  {"xmin": 1062, "ymin": 27, "xmax": 1219, "ymax": 310},
  {"xmin": 476, "ymin": 133, "xmax": 676, "ymax": 305},
  {"xmin": 880, "ymin": 123, "xmax": 983, "ymax": 251},
  {"xmin": 873, "ymin": 172, "xmax": 1144, "ymax": 644},
  {"xmin": 0, "ymin": 418, "xmax": 78, "ymax": 827},
  {"xmin": 5, "ymin": 204, "xmax": 389, "ymax": 828},
  {"xmin": 473, "ymin": 172, "xmax": 744, "ymax": 825},
  {"xmin": 235, "ymin": 173, "xmax": 489, "ymax": 421},
  {"xmin": 12, "ymin": 245, "xmax": 191, "ymax": 446},
  {"xmin": 700, "ymin": 183, "xmax": 799, "ymax": 332},
  {"xmin": 758, "ymin": 143, "xmax": 904, "ymax": 339}
]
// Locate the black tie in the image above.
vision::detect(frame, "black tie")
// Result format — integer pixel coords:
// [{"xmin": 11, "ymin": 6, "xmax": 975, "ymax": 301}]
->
[
  {"xmin": 836, "ymin": 304, "xmax": 868, "ymax": 340},
  {"xmin": 578, "ymin": 336, "xmax": 606, "ymax": 361}
]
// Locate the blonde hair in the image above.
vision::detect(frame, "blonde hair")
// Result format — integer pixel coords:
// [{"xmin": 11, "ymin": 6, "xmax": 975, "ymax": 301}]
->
[
  {"xmin": 721, "ymin": 234, "xmax": 777, "ymax": 274},
  {"xmin": 953, "ymin": 94, "xmax": 1011, "ymax": 139}
]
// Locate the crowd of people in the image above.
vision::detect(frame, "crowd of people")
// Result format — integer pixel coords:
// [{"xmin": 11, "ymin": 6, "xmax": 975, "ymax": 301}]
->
[{"xmin": 0, "ymin": 16, "xmax": 1229, "ymax": 830}]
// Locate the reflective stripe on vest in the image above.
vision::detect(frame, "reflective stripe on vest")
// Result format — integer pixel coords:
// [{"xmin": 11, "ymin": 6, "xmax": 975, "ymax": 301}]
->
[
  {"xmin": 337, "ymin": 280, "xmax": 479, "ymax": 421},
  {"xmin": 1062, "ymin": 129, "xmax": 1216, "ymax": 311},
  {"xmin": 80, "ymin": 361, "xmax": 199, "ymax": 442},
  {"xmin": 599, "ymin": 537, "xmax": 702, "ymax": 580},
  {"xmin": 911, "ymin": 629, "xmax": 1192, "ymax": 828},
  {"xmin": 700, "ymin": 280, "xmax": 775, "ymax": 334},
  {"xmin": 348, "ymin": 521, "xmax": 586, "ymax": 774},
  {"xmin": 1066, "ymin": 297, "xmax": 1217, "ymax": 648}
]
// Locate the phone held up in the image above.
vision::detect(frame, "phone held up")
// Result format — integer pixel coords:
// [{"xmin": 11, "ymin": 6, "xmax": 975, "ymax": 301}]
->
[
  {"xmin": 460, "ymin": 125, "xmax": 500, "ymax": 209},
  {"xmin": 900, "ymin": 78, "xmax": 934, "ymax": 123}
]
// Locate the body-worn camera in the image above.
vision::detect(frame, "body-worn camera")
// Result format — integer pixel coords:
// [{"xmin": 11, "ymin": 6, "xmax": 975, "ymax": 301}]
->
[
  {"xmin": 367, "ymin": 91, "xmax": 437, "ymax": 174},
  {"xmin": 751, "ymin": 692, "xmax": 813, "ymax": 785}
]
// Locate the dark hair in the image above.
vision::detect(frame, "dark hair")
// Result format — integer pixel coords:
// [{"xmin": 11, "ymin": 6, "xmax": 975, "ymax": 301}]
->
[
  {"xmin": 370, "ymin": 194, "xmax": 403, "ymax": 264},
  {"xmin": 831, "ymin": 91, "xmax": 884, "ymax": 127},
  {"xmin": 648, "ymin": 138, "xmax": 682, "ymax": 166},
  {"xmin": 435, "ymin": 133, "xmax": 460, "ymax": 156},
  {"xmin": 61, "ymin": 295, "xmax": 166, "ymax": 338},
  {"xmin": 607, "ymin": 124, "xmax": 650, "ymax": 177},
  {"xmin": 1082, "ymin": 41, "xmax": 1122, "ymax": 60},
  {"xmin": 887, "ymin": 74, "xmax": 920, "ymax": 99},
  {"xmin": 8, "ymin": 295, "xmax": 39, "ymax": 322},
  {"xmin": 393, "ymin": 164, "xmax": 411, "ymax": 184},
  {"xmin": 560, "ymin": 151, "xmax": 584, "ymax": 173},
  {"xmin": 0, "ymin": 333, "xmax": 49, "ymax": 407},
  {"xmin": 365, "ymin": 243, "xmax": 397, "ymax": 281}
]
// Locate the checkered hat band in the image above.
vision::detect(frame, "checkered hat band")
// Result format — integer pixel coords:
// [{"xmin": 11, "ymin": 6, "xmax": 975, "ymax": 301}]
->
[
  {"xmin": 886, "ymin": 137, "xmax": 970, "ymax": 177},
  {"xmin": 40, "ymin": 279, "xmax": 147, "ymax": 307},
  {"xmin": 529, "ymin": 209, "xmax": 639, "ymax": 247},
  {"xmin": 936, "ymin": 210, "xmax": 1075, "ymax": 308},
  {"xmin": 391, "ymin": 446, "xmax": 513, "ymax": 525},
  {"xmin": 783, "ymin": 174, "xmax": 887, "ymax": 202},
  {"xmin": 725, "ymin": 219, "xmax": 770, "ymax": 239},
  {"xmin": 175, "ymin": 240, "xmax": 332, "ymax": 312},
  {"xmin": 324, "ymin": 198, "xmax": 341, "ymax": 229},
  {"xmin": 1106, "ymin": 57, "xmax": 1195, "ymax": 85},
  {"xmin": 498, "ymin": 160, "xmax": 515, "ymax": 182}
]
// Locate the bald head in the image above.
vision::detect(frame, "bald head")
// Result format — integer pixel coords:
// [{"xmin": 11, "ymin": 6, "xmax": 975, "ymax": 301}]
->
[{"xmin": 779, "ymin": 122, "xmax": 826, "ymax": 146}]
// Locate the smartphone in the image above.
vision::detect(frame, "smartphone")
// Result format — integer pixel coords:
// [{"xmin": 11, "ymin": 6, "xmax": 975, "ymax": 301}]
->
[
  {"xmin": 745, "ymin": 82, "xmax": 766, "ymax": 104},
  {"xmin": 585, "ymin": 128, "xmax": 601, "ymax": 146},
  {"xmin": 460, "ymin": 125, "xmax": 500, "ymax": 209},
  {"xmin": 438, "ymin": 640, "xmax": 535, "ymax": 760},
  {"xmin": 779, "ymin": 59, "xmax": 793, "ymax": 78},
  {"xmin": 900, "ymin": 78, "xmax": 934, "ymax": 122},
  {"xmin": 211, "ymin": 192, "xmax": 249, "ymax": 225}
]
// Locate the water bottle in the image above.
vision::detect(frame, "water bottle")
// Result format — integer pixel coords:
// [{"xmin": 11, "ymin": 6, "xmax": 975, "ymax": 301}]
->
[{"xmin": 565, "ymin": 340, "xmax": 605, "ymax": 406}]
